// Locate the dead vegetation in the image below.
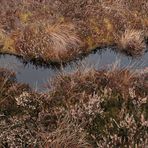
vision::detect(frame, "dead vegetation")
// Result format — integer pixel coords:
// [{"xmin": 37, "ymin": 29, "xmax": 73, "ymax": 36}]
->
[
  {"xmin": 45, "ymin": 116, "xmax": 91, "ymax": 148},
  {"xmin": 47, "ymin": 66, "xmax": 148, "ymax": 147},
  {"xmin": 0, "ymin": 66, "xmax": 147, "ymax": 147},
  {"xmin": 0, "ymin": 0, "xmax": 148, "ymax": 147},
  {"xmin": 118, "ymin": 29, "xmax": 146, "ymax": 56},
  {"xmin": 14, "ymin": 22, "xmax": 82, "ymax": 62},
  {"xmin": 0, "ymin": 0, "xmax": 148, "ymax": 62}
]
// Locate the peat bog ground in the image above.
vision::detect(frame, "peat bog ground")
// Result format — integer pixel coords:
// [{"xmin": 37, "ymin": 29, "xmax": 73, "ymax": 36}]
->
[{"xmin": 0, "ymin": 0, "xmax": 148, "ymax": 147}]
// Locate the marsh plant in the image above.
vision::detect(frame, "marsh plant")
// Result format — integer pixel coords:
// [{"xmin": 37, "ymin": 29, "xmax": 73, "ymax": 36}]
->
[
  {"xmin": 0, "ymin": 0, "xmax": 148, "ymax": 147},
  {"xmin": 118, "ymin": 29, "xmax": 146, "ymax": 56},
  {"xmin": 45, "ymin": 116, "xmax": 91, "ymax": 148},
  {"xmin": 15, "ymin": 22, "xmax": 82, "ymax": 62},
  {"xmin": 0, "ymin": 64, "xmax": 147, "ymax": 147},
  {"xmin": 47, "ymin": 66, "xmax": 148, "ymax": 147},
  {"xmin": 0, "ymin": 0, "xmax": 148, "ymax": 62}
]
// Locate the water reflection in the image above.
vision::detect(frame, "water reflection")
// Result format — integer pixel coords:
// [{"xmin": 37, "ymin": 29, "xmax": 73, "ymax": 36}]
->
[{"xmin": 0, "ymin": 48, "xmax": 147, "ymax": 91}]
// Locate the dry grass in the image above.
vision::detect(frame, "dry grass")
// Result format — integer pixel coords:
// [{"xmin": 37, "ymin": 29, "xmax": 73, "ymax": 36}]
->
[
  {"xmin": 44, "ymin": 115, "xmax": 91, "ymax": 148},
  {"xmin": 15, "ymin": 22, "xmax": 82, "ymax": 62},
  {"xmin": 48, "ymin": 67, "xmax": 139, "ymax": 108},
  {"xmin": 47, "ymin": 66, "xmax": 148, "ymax": 147},
  {"xmin": 0, "ymin": 66, "xmax": 147, "ymax": 147},
  {"xmin": 0, "ymin": 0, "xmax": 148, "ymax": 146},
  {"xmin": 118, "ymin": 29, "xmax": 146, "ymax": 56},
  {"xmin": 0, "ymin": 0, "xmax": 148, "ymax": 62}
]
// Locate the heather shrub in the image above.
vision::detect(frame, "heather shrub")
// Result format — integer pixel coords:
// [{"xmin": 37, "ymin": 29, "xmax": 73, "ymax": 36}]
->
[
  {"xmin": 47, "ymin": 67, "xmax": 148, "ymax": 147},
  {"xmin": 0, "ymin": 66, "xmax": 147, "ymax": 147},
  {"xmin": 0, "ymin": 68, "xmax": 46, "ymax": 147}
]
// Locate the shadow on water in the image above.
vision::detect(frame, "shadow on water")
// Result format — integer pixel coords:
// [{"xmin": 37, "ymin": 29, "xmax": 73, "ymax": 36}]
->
[{"xmin": 0, "ymin": 48, "xmax": 148, "ymax": 92}]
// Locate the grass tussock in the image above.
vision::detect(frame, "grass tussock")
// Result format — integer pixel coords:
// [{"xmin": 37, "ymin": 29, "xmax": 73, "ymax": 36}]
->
[
  {"xmin": 118, "ymin": 29, "xmax": 146, "ymax": 56},
  {"xmin": 0, "ymin": 0, "xmax": 148, "ymax": 62},
  {"xmin": 15, "ymin": 22, "xmax": 82, "ymax": 62}
]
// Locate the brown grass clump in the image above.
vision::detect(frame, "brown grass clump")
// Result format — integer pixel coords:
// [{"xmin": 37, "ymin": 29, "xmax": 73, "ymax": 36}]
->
[
  {"xmin": 0, "ymin": 0, "xmax": 148, "ymax": 63},
  {"xmin": 118, "ymin": 29, "xmax": 146, "ymax": 56},
  {"xmin": 44, "ymin": 116, "xmax": 91, "ymax": 148},
  {"xmin": 48, "ymin": 67, "xmax": 139, "ymax": 108},
  {"xmin": 13, "ymin": 21, "xmax": 82, "ymax": 62}
]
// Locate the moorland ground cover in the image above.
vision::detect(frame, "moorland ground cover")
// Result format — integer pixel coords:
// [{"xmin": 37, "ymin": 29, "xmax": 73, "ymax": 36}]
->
[
  {"xmin": 0, "ymin": 0, "xmax": 148, "ymax": 147},
  {"xmin": 0, "ymin": 0, "xmax": 148, "ymax": 63},
  {"xmin": 0, "ymin": 66, "xmax": 147, "ymax": 147}
]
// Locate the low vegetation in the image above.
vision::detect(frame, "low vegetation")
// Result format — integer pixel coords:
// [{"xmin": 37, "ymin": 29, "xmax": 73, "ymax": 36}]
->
[
  {"xmin": 0, "ymin": 0, "xmax": 147, "ymax": 147},
  {"xmin": 0, "ymin": 66, "xmax": 147, "ymax": 147},
  {"xmin": 0, "ymin": 0, "xmax": 148, "ymax": 62},
  {"xmin": 118, "ymin": 29, "xmax": 146, "ymax": 56}
]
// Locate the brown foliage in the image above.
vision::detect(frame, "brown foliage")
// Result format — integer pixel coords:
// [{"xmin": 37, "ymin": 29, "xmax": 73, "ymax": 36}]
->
[
  {"xmin": 118, "ymin": 29, "xmax": 146, "ymax": 56},
  {"xmin": 0, "ymin": 0, "xmax": 148, "ymax": 62},
  {"xmin": 0, "ymin": 67, "xmax": 148, "ymax": 147}
]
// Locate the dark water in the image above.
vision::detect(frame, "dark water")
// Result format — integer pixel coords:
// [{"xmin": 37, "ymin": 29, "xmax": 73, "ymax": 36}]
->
[{"xmin": 0, "ymin": 48, "xmax": 148, "ymax": 92}]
